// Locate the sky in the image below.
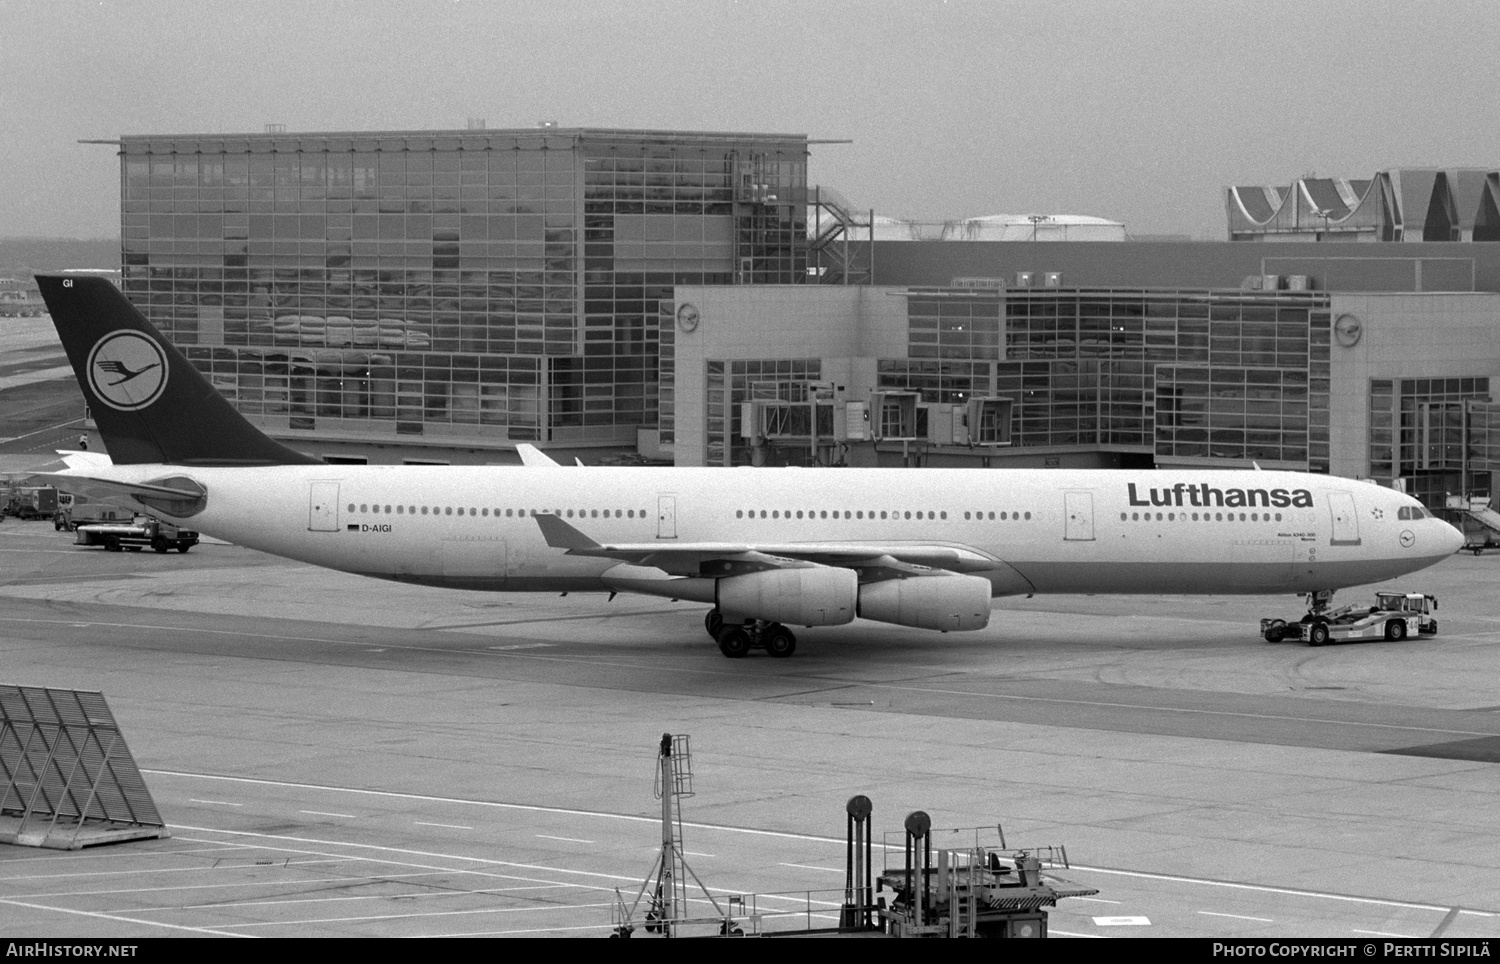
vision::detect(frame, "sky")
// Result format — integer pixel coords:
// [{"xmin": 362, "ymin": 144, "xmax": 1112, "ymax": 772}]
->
[{"xmin": 2, "ymin": 0, "xmax": 1497, "ymax": 240}]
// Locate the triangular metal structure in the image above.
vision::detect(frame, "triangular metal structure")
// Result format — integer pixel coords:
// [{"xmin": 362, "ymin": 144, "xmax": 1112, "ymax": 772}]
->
[
  {"xmin": 0, "ymin": 684, "xmax": 169, "ymax": 850},
  {"xmin": 611, "ymin": 734, "xmax": 751, "ymax": 937}
]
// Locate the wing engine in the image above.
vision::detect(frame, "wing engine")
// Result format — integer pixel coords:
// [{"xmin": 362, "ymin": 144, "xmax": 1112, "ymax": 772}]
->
[{"xmin": 537, "ymin": 513, "xmax": 1003, "ymax": 631}]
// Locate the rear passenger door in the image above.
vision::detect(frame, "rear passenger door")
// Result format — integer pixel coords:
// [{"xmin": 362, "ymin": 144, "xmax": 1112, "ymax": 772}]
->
[{"xmin": 309, "ymin": 481, "xmax": 340, "ymax": 532}]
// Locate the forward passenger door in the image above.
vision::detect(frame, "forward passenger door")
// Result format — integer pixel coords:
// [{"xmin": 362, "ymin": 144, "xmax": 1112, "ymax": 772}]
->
[{"xmin": 1328, "ymin": 491, "xmax": 1362, "ymax": 546}]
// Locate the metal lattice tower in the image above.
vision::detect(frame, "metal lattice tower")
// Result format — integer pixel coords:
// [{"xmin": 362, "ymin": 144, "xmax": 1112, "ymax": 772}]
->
[{"xmin": 613, "ymin": 733, "xmax": 736, "ymax": 937}]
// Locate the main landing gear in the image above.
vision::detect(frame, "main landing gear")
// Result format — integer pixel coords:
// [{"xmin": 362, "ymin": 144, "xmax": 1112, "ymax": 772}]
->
[{"xmin": 704, "ymin": 610, "xmax": 797, "ymax": 659}]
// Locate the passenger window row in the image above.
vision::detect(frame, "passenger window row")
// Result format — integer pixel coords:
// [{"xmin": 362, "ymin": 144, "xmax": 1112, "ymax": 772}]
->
[
  {"xmin": 349, "ymin": 503, "xmax": 648, "ymax": 519},
  {"xmin": 1122, "ymin": 511, "xmax": 1284, "ymax": 523},
  {"xmin": 731, "ymin": 509, "xmax": 1034, "ymax": 522}
]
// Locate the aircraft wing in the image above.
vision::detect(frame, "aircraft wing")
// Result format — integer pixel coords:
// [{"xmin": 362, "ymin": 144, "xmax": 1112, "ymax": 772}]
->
[{"xmin": 533, "ymin": 512, "xmax": 1000, "ymax": 579}]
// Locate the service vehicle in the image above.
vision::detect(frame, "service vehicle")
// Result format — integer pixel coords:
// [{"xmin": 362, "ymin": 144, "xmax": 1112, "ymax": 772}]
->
[
  {"xmin": 1261, "ymin": 591, "xmax": 1437, "ymax": 646},
  {"xmin": 74, "ymin": 516, "xmax": 199, "ymax": 553},
  {"xmin": 54, "ymin": 496, "xmax": 132, "ymax": 531},
  {"xmin": 2, "ymin": 486, "xmax": 58, "ymax": 520}
]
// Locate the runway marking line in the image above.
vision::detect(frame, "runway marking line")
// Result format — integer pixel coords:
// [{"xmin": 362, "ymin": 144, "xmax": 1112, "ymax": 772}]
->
[
  {"xmin": 1081, "ymin": 865, "xmax": 1498, "ymax": 918},
  {"xmin": 145, "ymin": 769, "xmax": 842, "ymax": 844},
  {"xmin": 0, "ymin": 896, "xmax": 252, "ymax": 938},
  {"xmin": 3, "ymin": 869, "xmax": 464, "ymax": 900},
  {"xmin": 298, "ymin": 810, "xmax": 356, "ymax": 819},
  {"xmin": 414, "ymin": 821, "xmax": 473, "ymax": 830},
  {"xmin": 161, "ymin": 882, "xmax": 568, "ymax": 914},
  {"xmin": 1199, "ymin": 910, "xmax": 1275, "ymax": 923},
  {"xmin": 218, "ymin": 899, "xmax": 626, "ymax": 930},
  {"xmin": 170, "ymin": 827, "xmax": 638, "ymax": 888},
  {"xmin": 166, "ymin": 825, "xmax": 849, "ymax": 926},
  {"xmin": 427, "ymin": 920, "xmax": 619, "ymax": 938},
  {"xmin": 535, "ymin": 835, "xmax": 594, "ymax": 844}
]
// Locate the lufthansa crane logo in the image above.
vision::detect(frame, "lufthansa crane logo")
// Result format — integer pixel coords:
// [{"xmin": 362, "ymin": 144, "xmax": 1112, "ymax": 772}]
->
[{"xmin": 86, "ymin": 331, "xmax": 169, "ymax": 411}]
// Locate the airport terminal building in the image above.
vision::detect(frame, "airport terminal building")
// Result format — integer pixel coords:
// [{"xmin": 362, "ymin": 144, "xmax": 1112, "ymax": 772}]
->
[
  {"xmin": 118, "ymin": 127, "xmax": 813, "ymax": 454},
  {"xmin": 115, "ymin": 130, "xmax": 1500, "ymax": 509}
]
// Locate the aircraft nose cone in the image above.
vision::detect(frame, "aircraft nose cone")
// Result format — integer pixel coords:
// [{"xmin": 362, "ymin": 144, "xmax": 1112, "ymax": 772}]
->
[{"xmin": 1439, "ymin": 518, "xmax": 1465, "ymax": 555}]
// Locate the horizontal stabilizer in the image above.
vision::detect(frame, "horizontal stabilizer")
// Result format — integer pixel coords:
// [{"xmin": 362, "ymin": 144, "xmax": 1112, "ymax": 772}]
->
[
  {"xmin": 57, "ymin": 450, "xmax": 114, "ymax": 471},
  {"xmin": 29, "ymin": 470, "xmax": 206, "ymax": 518},
  {"xmin": 533, "ymin": 512, "xmax": 604, "ymax": 551}
]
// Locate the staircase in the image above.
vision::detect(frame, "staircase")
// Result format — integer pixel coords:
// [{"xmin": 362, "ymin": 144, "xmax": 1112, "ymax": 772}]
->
[{"xmin": 808, "ymin": 185, "xmax": 874, "ymax": 285}]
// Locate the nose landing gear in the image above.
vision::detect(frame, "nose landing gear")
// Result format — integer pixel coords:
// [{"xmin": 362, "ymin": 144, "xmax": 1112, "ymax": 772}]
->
[{"xmin": 704, "ymin": 609, "xmax": 798, "ymax": 659}]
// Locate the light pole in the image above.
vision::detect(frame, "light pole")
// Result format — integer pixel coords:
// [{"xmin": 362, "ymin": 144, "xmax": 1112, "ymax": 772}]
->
[{"xmin": 1311, "ymin": 207, "xmax": 1331, "ymax": 241}]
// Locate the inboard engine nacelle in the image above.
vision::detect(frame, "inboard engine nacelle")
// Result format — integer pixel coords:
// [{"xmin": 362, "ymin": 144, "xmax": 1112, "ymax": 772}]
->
[
  {"xmin": 717, "ymin": 567, "xmax": 858, "ymax": 626},
  {"xmin": 857, "ymin": 573, "xmax": 992, "ymax": 631}
]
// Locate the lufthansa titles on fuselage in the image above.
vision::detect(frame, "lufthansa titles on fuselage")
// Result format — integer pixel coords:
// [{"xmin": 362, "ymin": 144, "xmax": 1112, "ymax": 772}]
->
[{"xmin": 1127, "ymin": 482, "xmax": 1315, "ymax": 509}]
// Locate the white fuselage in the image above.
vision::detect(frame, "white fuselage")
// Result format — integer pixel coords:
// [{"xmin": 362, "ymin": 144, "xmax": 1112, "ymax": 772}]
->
[{"xmin": 64, "ymin": 464, "xmax": 1464, "ymax": 604}]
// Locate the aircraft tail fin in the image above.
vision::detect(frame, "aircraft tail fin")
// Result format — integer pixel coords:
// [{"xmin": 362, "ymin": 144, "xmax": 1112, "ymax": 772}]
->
[
  {"xmin": 35, "ymin": 274, "xmax": 320, "ymax": 466},
  {"xmin": 516, "ymin": 443, "xmax": 561, "ymax": 467}
]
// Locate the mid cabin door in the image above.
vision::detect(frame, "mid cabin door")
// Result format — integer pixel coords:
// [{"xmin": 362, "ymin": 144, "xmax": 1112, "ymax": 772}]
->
[
  {"xmin": 1064, "ymin": 491, "xmax": 1095, "ymax": 541},
  {"xmin": 308, "ymin": 481, "xmax": 340, "ymax": 532},
  {"xmin": 657, "ymin": 495, "xmax": 677, "ymax": 539}
]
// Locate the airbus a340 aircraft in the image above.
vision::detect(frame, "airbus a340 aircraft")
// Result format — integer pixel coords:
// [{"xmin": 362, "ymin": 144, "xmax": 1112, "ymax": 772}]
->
[{"xmin": 32, "ymin": 274, "xmax": 1463, "ymax": 658}]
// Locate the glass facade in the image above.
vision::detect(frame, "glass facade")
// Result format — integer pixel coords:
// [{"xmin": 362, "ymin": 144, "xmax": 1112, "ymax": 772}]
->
[
  {"xmin": 120, "ymin": 128, "xmax": 808, "ymax": 448},
  {"xmin": 906, "ymin": 292, "xmax": 1002, "ymax": 360},
  {"xmin": 1369, "ymin": 376, "xmax": 1491, "ymax": 505},
  {"xmin": 1463, "ymin": 399, "xmax": 1500, "ymax": 501},
  {"xmin": 704, "ymin": 359, "xmax": 822, "ymax": 466},
  {"xmin": 878, "ymin": 288, "xmax": 1333, "ymax": 469}
]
